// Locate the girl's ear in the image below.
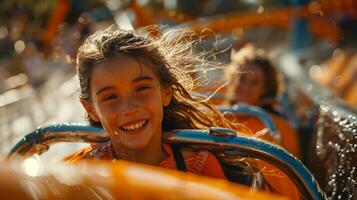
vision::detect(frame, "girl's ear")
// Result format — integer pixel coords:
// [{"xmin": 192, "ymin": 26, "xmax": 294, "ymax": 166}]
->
[
  {"xmin": 80, "ymin": 98, "xmax": 100, "ymax": 122},
  {"xmin": 161, "ymin": 86, "xmax": 173, "ymax": 107}
]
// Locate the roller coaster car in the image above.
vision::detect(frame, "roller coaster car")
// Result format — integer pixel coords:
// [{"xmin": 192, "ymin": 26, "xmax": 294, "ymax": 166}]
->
[
  {"xmin": 6, "ymin": 123, "xmax": 326, "ymax": 200},
  {"xmin": 219, "ymin": 104, "xmax": 301, "ymax": 159}
]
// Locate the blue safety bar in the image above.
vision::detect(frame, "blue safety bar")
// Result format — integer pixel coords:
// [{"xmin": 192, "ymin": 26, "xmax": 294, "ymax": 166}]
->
[
  {"xmin": 169, "ymin": 128, "xmax": 326, "ymax": 200},
  {"xmin": 8, "ymin": 123, "xmax": 107, "ymax": 157},
  {"xmin": 8, "ymin": 124, "xmax": 326, "ymax": 200}
]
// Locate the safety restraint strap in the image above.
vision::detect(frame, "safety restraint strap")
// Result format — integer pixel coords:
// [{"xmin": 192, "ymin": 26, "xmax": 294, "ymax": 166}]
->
[{"xmin": 170, "ymin": 144, "xmax": 187, "ymax": 172}]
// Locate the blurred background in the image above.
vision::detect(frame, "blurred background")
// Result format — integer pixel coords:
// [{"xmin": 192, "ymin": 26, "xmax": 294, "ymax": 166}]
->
[{"xmin": 0, "ymin": 0, "xmax": 356, "ymax": 199}]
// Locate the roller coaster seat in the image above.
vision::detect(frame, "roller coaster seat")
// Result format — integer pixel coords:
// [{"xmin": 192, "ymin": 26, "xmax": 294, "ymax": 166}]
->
[{"xmin": 219, "ymin": 104, "xmax": 301, "ymax": 158}]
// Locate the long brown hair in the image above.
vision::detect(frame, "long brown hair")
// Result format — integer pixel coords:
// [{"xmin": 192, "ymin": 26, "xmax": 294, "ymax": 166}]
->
[{"xmin": 76, "ymin": 25, "xmax": 248, "ymax": 132}]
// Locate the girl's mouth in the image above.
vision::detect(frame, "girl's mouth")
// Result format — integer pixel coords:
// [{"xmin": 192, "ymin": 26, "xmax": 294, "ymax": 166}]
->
[{"xmin": 119, "ymin": 119, "xmax": 149, "ymax": 132}]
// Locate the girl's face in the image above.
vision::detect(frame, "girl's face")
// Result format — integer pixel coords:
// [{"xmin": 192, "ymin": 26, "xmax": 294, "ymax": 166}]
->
[
  {"xmin": 83, "ymin": 56, "xmax": 172, "ymax": 150},
  {"xmin": 232, "ymin": 64, "xmax": 265, "ymax": 105}
]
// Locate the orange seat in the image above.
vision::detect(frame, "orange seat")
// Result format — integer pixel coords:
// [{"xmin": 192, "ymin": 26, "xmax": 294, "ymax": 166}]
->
[
  {"xmin": 0, "ymin": 160, "xmax": 288, "ymax": 200},
  {"xmin": 226, "ymin": 115, "xmax": 302, "ymax": 200},
  {"xmin": 256, "ymin": 160, "xmax": 302, "ymax": 200},
  {"xmin": 229, "ymin": 114, "xmax": 301, "ymax": 159}
]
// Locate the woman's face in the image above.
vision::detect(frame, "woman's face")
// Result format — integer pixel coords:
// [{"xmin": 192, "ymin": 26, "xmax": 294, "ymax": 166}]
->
[
  {"xmin": 232, "ymin": 64, "xmax": 265, "ymax": 105},
  {"xmin": 83, "ymin": 56, "xmax": 172, "ymax": 150}
]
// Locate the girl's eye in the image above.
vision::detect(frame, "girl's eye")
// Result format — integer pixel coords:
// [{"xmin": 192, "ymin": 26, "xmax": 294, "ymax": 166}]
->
[
  {"xmin": 136, "ymin": 86, "xmax": 150, "ymax": 92},
  {"xmin": 102, "ymin": 95, "xmax": 117, "ymax": 102}
]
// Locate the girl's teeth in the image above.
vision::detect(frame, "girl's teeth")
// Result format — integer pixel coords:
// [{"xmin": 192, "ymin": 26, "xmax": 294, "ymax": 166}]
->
[{"xmin": 122, "ymin": 120, "xmax": 146, "ymax": 131}]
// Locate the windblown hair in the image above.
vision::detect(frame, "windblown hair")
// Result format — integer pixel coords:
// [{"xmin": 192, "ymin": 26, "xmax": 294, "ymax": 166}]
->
[{"xmin": 76, "ymin": 25, "xmax": 247, "ymax": 132}]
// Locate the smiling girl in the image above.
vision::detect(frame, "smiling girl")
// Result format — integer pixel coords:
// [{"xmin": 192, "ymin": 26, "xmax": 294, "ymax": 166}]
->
[{"xmin": 67, "ymin": 26, "xmax": 250, "ymax": 179}]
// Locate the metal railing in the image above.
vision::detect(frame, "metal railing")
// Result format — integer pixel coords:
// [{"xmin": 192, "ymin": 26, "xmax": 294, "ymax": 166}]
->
[{"xmin": 277, "ymin": 50, "xmax": 357, "ymax": 200}]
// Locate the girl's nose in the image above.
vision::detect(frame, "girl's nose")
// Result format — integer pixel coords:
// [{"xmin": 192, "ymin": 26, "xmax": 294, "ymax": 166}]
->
[{"xmin": 119, "ymin": 97, "xmax": 139, "ymax": 117}]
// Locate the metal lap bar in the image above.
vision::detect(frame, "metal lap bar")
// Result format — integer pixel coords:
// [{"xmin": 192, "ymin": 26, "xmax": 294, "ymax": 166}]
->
[
  {"xmin": 164, "ymin": 129, "xmax": 326, "ymax": 200},
  {"xmin": 219, "ymin": 104, "xmax": 281, "ymax": 142},
  {"xmin": 7, "ymin": 124, "xmax": 108, "ymax": 159}
]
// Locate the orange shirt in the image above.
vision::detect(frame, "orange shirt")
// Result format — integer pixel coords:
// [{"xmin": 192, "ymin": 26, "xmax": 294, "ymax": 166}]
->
[{"xmin": 66, "ymin": 142, "xmax": 226, "ymax": 180}]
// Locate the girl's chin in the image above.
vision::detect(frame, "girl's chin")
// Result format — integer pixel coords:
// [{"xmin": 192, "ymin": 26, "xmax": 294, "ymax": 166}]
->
[
  {"xmin": 120, "ymin": 140, "xmax": 150, "ymax": 151},
  {"xmin": 108, "ymin": 136, "xmax": 147, "ymax": 149}
]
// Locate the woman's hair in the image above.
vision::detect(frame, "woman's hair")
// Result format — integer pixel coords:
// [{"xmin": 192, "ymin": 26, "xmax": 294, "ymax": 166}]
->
[
  {"xmin": 226, "ymin": 43, "xmax": 282, "ymax": 104},
  {"xmin": 76, "ymin": 25, "xmax": 247, "ymax": 132}
]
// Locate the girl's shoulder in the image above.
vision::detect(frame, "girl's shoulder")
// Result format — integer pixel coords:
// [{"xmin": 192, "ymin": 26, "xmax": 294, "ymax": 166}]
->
[
  {"xmin": 161, "ymin": 144, "xmax": 226, "ymax": 179},
  {"xmin": 183, "ymin": 148, "xmax": 226, "ymax": 179}
]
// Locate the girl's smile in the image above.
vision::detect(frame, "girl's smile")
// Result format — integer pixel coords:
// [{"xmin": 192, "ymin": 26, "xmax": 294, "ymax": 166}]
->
[{"xmin": 118, "ymin": 119, "xmax": 149, "ymax": 133}]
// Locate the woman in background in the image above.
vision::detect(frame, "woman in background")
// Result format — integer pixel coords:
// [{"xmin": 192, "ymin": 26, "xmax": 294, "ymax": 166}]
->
[{"xmin": 226, "ymin": 42, "xmax": 301, "ymax": 158}]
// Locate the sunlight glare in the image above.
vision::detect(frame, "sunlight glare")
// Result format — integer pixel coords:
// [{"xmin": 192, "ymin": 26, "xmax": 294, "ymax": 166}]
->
[{"xmin": 21, "ymin": 158, "xmax": 40, "ymax": 177}]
